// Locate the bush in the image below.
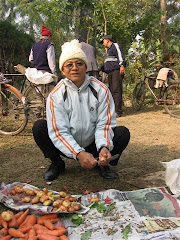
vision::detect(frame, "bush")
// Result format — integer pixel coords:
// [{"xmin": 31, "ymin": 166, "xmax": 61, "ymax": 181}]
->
[{"xmin": 0, "ymin": 20, "xmax": 34, "ymax": 73}]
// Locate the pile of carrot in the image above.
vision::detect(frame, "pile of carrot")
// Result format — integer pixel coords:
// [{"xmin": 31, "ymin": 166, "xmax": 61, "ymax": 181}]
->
[{"xmin": 0, "ymin": 209, "xmax": 69, "ymax": 240}]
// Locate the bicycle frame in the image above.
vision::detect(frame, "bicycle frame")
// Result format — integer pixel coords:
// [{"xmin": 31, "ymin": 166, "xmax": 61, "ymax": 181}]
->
[
  {"xmin": 143, "ymin": 76, "xmax": 168, "ymax": 104},
  {"xmin": 0, "ymin": 79, "xmax": 28, "ymax": 135},
  {"xmin": 3, "ymin": 73, "xmax": 27, "ymax": 94},
  {"xmin": 132, "ymin": 72, "xmax": 180, "ymax": 118}
]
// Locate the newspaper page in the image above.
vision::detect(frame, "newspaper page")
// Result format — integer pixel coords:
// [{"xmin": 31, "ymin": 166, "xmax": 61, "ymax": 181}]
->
[
  {"xmin": 126, "ymin": 187, "xmax": 180, "ymax": 217},
  {"xmin": 1, "ymin": 184, "xmax": 180, "ymax": 239},
  {"xmin": 0, "ymin": 182, "xmax": 89, "ymax": 214},
  {"xmin": 63, "ymin": 189, "xmax": 180, "ymax": 240}
]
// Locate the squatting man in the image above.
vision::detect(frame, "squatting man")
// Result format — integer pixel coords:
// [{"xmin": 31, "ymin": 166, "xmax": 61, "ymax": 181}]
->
[{"xmin": 32, "ymin": 39, "xmax": 130, "ymax": 181}]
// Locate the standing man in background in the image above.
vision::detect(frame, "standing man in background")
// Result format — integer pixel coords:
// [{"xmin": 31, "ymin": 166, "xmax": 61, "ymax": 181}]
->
[
  {"xmin": 80, "ymin": 40, "xmax": 99, "ymax": 79},
  {"xmin": 29, "ymin": 25, "xmax": 57, "ymax": 76},
  {"xmin": 101, "ymin": 35, "xmax": 126, "ymax": 118}
]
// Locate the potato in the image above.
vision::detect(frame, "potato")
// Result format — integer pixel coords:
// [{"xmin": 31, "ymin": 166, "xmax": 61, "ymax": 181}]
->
[
  {"xmin": 64, "ymin": 194, "xmax": 71, "ymax": 200},
  {"xmin": 42, "ymin": 188, "xmax": 48, "ymax": 194},
  {"xmin": 53, "ymin": 199, "xmax": 63, "ymax": 208},
  {"xmin": 32, "ymin": 196, "xmax": 40, "ymax": 204},
  {"xmin": 99, "ymin": 156, "xmax": 107, "ymax": 161},
  {"xmin": 40, "ymin": 195, "xmax": 49, "ymax": 203},
  {"xmin": 73, "ymin": 203, "xmax": 82, "ymax": 211},
  {"xmin": 59, "ymin": 205, "xmax": 67, "ymax": 212},
  {"xmin": 47, "ymin": 192, "xmax": 54, "ymax": 197},
  {"xmin": 1, "ymin": 211, "xmax": 12, "ymax": 221},
  {"xmin": 59, "ymin": 191, "xmax": 66, "ymax": 198},
  {"xmin": 13, "ymin": 186, "xmax": 23, "ymax": 193},
  {"xmin": 69, "ymin": 197, "xmax": 77, "ymax": 202},
  {"xmin": 24, "ymin": 189, "xmax": 35, "ymax": 196},
  {"xmin": 23, "ymin": 197, "xmax": 31, "ymax": 203},
  {"xmin": 34, "ymin": 189, "xmax": 39, "ymax": 194},
  {"xmin": 48, "ymin": 195, "xmax": 55, "ymax": 201},
  {"xmin": 43, "ymin": 200, "xmax": 52, "ymax": 206},
  {"xmin": 62, "ymin": 200, "xmax": 71, "ymax": 208},
  {"xmin": 36, "ymin": 191, "xmax": 46, "ymax": 197},
  {"xmin": 68, "ymin": 206, "xmax": 75, "ymax": 213},
  {"xmin": 90, "ymin": 197, "xmax": 99, "ymax": 203}
]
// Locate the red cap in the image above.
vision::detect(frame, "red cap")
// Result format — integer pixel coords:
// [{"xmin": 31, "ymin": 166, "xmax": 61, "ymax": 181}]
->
[{"xmin": 41, "ymin": 25, "xmax": 52, "ymax": 36}]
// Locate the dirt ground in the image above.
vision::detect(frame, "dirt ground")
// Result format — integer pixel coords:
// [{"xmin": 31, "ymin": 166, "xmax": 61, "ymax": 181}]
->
[{"xmin": 0, "ymin": 104, "xmax": 180, "ymax": 212}]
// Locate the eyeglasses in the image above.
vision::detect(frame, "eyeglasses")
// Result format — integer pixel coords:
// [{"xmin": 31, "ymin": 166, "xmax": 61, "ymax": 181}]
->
[{"xmin": 64, "ymin": 61, "xmax": 85, "ymax": 70}]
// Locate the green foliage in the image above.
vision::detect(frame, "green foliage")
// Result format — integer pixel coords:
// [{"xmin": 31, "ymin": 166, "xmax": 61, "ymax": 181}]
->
[
  {"xmin": 122, "ymin": 224, "xmax": 131, "ymax": 240},
  {"xmin": 0, "ymin": 0, "xmax": 179, "ymax": 79},
  {"xmin": 71, "ymin": 214, "xmax": 84, "ymax": 226},
  {"xmin": 81, "ymin": 230, "xmax": 92, "ymax": 240},
  {"xmin": 88, "ymin": 201, "xmax": 115, "ymax": 216},
  {"xmin": 0, "ymin": 20, "xmax": 34, "ymax": 73}
]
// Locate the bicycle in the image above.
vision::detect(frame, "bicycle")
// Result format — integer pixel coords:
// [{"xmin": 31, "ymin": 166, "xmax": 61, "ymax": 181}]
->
[
  {"xmin": 131, "ymin": 69, "xmax": 180, "ymax": 118},
  {"xmin": 0, "ymin": 73, "xmax": 28, "ymax": 135},
  {"xmin": 0, "ymin": 70, "xmax": 55, "ymax": 135}
]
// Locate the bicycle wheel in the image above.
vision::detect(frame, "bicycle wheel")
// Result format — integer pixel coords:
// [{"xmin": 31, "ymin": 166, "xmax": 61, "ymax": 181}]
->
[
  {"xmin": 0, "ymin": 84, "xmax": 28, "ymax": 135},
  {"xmin": 164, "ymin": 83, "xmax": 180, "ymax": 118},
  {"xmin": 132, "ymin": 82, "xmax": 145, "ymax": 110},
  {"xmin": 24, "ymin": 84, "xmax": 45, "ymax": 122}
]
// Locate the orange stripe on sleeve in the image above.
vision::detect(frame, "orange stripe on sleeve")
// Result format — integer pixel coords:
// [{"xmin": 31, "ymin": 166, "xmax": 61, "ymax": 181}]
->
[{"xmin": 91, "ymin": 79, "xmax": 111, "ymax": 148}]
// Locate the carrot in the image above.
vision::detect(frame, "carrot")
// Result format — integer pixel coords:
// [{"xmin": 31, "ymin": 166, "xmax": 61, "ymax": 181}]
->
[
  {"xmin": 16, "ymin": 209, "xmax": 30, "ymax": 227},
  {"xmin": 37, "ymin": 214, "xmax": 57, "ymax": 225},
  {"xmin": 15, "ymin": 211, "xmax": 24, "ymax": 219},
  {"xmin": 20, "ymin": 215, "xmax": 37, "ymax": 228},
  {"xmin": 0, "ymin": 228, "xmax": 8, "ymax": 236},
  {"xmin": 19, "ymin": 226, "xmax": 32, "ymax": 233},
  {"xmin": 28, "ymin": 237, "xmax": 37, "ymax": 240},
  {"xmin": 8, "ymin": 228, "xmax": 25, "ymax": 238},
  {"xmin": 37, "ymin": 233, "xmax": 58, "ymax": 240},
  {"xmin": 49, "ymin": 219, "xmax": 59, "ymax": 224},
  {"xmin": 34, "ymin": 228, "xmax": 44, "ymax": 235},
  {"xmin": 28, "ymin": 226, "xmax": 36, "ymax": 238},
  {"xmin": 25, "ymin": 232, "xmax": 29, "ymax": 240},
  {"xmin": 59, "ymin": 235, "xmax": 69, "ymax": 240},
  {"xmin": 7, "ymin": 211, "xmax": 18, "ymax": 228},
  {"xmin": 53, "ymin": 224, "xmax": 65, "ymax": 230},
  {"xmin": 0, "ymin": 234, "xmax": 12, "ymax": 240},
  {"xmin": 0, "ymin": 217, "xmax": 8, "ymax": 229},
  {"xmin": 34, "ymin": 224, "xmax": 47, "ymax": 234},
  {"xmin": 45, "ymin": 228, "xmax": 66, "ymax": 237},
  {"xmin": 43, "ymin": 220, "xmax": 54, "ymax": 230}
]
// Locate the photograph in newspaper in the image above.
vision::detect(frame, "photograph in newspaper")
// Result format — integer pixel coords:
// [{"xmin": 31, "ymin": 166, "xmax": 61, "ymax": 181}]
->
[{"xmin": 126, "ymin": 187, "xmax": 180, "ymax": 217}]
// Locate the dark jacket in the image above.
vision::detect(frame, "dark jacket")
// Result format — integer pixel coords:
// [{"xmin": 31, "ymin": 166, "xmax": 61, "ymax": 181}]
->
[
  {"xmin": 104, "ymin": 43, "xmax": 126, "ymax": 74},
  {"xmin": 32, "ymin": 40, "xmax": 52, "ymax": 72},
  {"xmin": 80, "ymin": 42, "xmax": 98, "ymax": 72}
]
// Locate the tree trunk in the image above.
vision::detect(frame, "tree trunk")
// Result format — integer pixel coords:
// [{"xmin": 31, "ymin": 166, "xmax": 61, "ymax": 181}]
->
[{"xmin": 160, "ymin": 0, "xmax": 169, "ymax": 62}]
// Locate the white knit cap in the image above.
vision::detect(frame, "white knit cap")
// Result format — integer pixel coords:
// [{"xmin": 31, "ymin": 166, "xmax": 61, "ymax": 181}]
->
[{"xmin": 59, "ymin": 39, "xmax": 88, "ymax": 71}]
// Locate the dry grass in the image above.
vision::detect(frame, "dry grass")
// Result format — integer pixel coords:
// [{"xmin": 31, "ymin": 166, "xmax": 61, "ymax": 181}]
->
[{"xmin": 1, "ymin": 105, "xmax": 180, "ymax": 212}]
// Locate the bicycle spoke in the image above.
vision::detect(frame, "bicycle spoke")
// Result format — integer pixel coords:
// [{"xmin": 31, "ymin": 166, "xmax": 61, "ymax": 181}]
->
[
  {"xmin": 164, "ymin": 84, "xmax": 180, "ymax": 118},
  {"xmin": 0, "ymin": 87, "xmax": 28, "ymax": 135},
  {"xmin": 24, "ymin": 84, "xmax": 46, "ymax": 121}
]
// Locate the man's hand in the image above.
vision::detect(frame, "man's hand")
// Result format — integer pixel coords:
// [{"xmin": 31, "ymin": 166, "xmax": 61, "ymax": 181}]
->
[
  {"xmin": 77, "ymin": 151, "xmax": 98, "ymax": 169},
  {"xmin": 98, "ymin": 147, "xmax": 111, "ymax": 166},
  {"xmin": 120, "ymin": 65, "xmax": 125, "ymax": 76}
]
